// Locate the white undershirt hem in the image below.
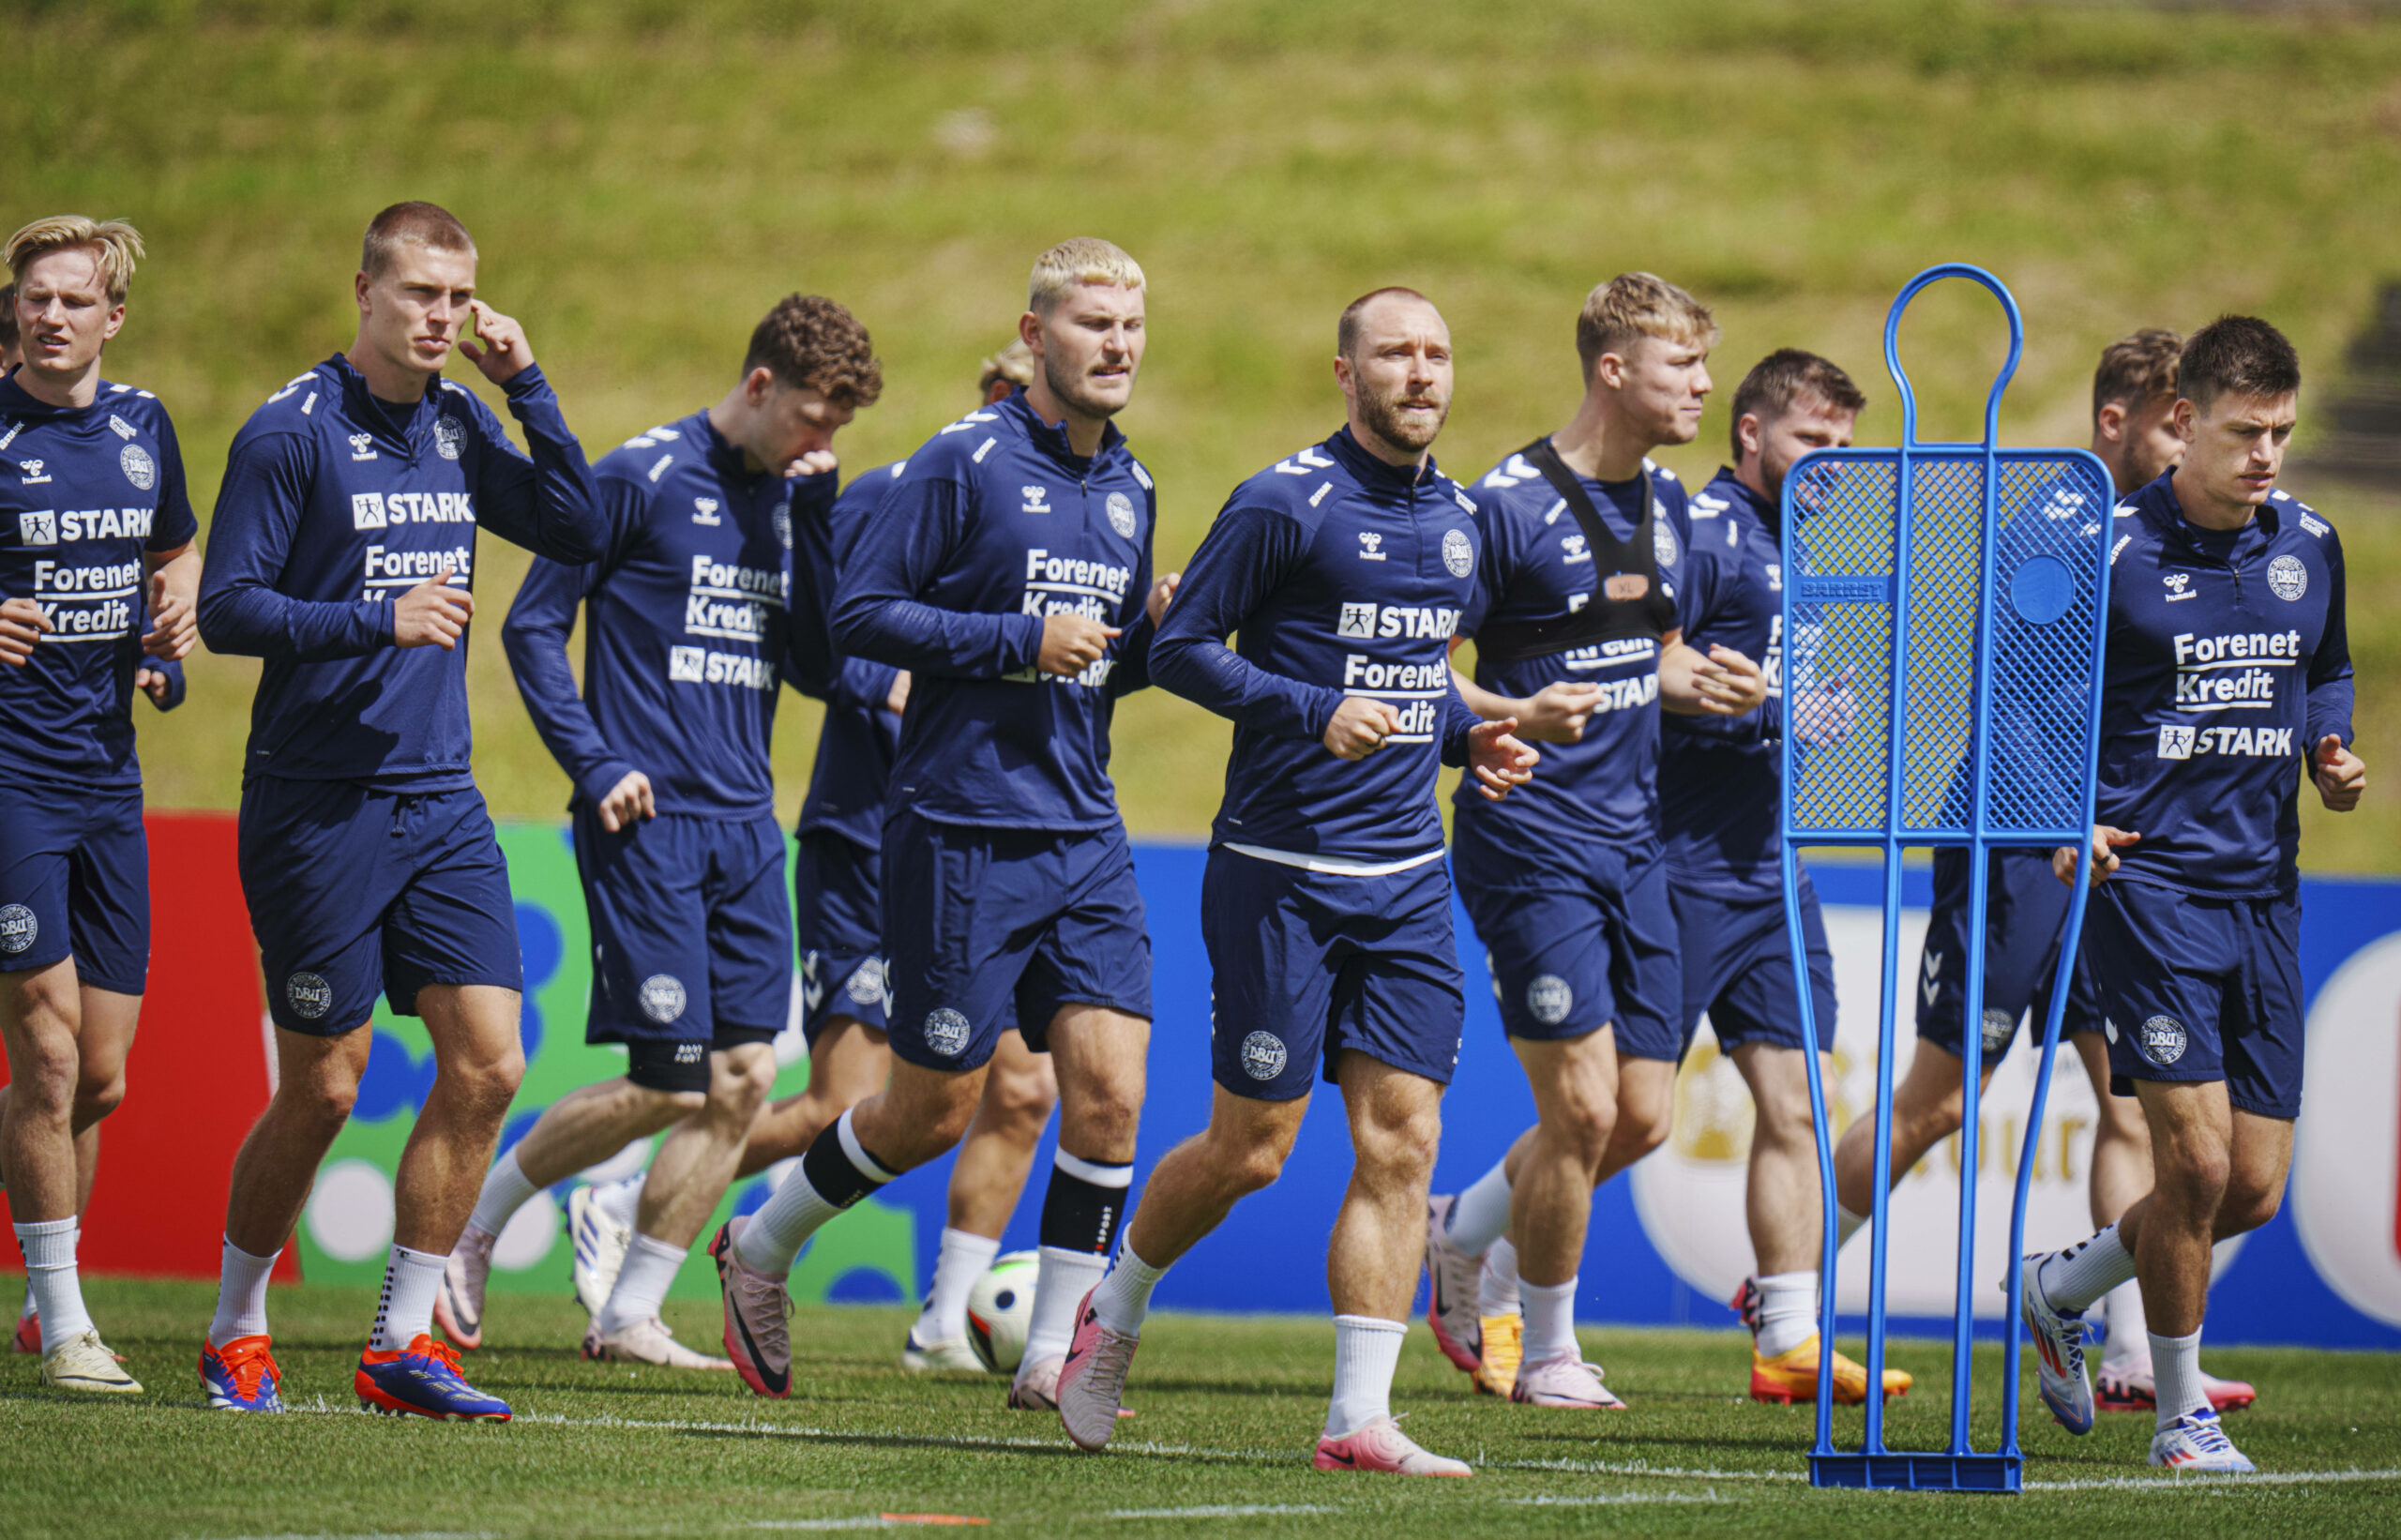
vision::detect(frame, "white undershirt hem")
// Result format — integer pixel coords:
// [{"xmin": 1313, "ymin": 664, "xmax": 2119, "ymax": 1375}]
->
[{"xmin": 1220, "ymin": 842, "xmax": 1446, "ymax": 878}]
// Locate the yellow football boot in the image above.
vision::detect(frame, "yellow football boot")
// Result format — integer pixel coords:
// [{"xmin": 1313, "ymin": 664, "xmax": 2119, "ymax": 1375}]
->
[
  {"xmin": 1472, "ymin": 1312, "xmax": 1522, "ymax": 1397},
  {"xmin": 1749, "ymin": 1334, "xmax": 1910, "ymax": 1406}
]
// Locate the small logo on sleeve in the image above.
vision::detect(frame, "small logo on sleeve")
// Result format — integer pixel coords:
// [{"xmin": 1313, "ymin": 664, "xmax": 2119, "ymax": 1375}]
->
[
  {"xmin": 285, "ymin": 972, "xmax": 333, "ymax": 1019},
  {"xmin": 1240, "ymin": 1031, "xmax": 1289, "ymax": 1080},
  {"xmin": 1441, "ymin": 527, "xmax": 1474, "ymax": 578},
  {"xmin": 0, "ymin": 904, "xmax": 37, "ymax": 955},
  {"xmin": 119, "ymin": 445, "xmax": 156, "ymax": 491},
  {"xmin": 923, "ymin": 1008, "xmax": 973, "ymax": 1057},
  {"xmin": 2268, "ymin": 554, "xmax": 2307, "ymax": 601},
  {"xmin": 638, "ymin": 974, "xmax": 688, "ymax": 1024}
]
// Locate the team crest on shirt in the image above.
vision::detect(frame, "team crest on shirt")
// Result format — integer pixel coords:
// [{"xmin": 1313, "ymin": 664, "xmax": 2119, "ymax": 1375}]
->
[
  {"xmin": 1240, "ymin": 1031, "xmax": 1288, "ymax": 1080},
  {"xmin": 1527, "ymin": 974, "xmax": 1573, "ymax": 1027},
  {"xmin": 0, "ymin": 904, "xmax": 35, "ymax": 955},
  {"xmin": 2137, "ymin": 1014, "xmax": 2187, "ymax": 1065},
  {"xmin": 2268, "ymin": 554, "xmax": 2307, "ymax": 601},
  {"xmin": 845, "ymin": 957, "xmax": 887, "ymax": 1007},
  {"xmin": 119, "ymin": 444, "xmax": 156, "ymax": 491},
  {"xmin": 773, "ymin": 505, "xmax": 793, "ymax": 550},
  {"xmin": 1106, "ymin": 491, "xmax": 1138, "ymax": 538},
  {"xmin": 1653, "ymin": 521, "xmax": 1679, "ymax": 567},
  {"xmin": 1441, "ymin": 528, "xmax": 1473, "ymax": 578},
  {"xmin": 924, "ymin": 1007, "xmax": 972, "ymax": 1057},
  {"xmin": 285, "ymin": 972, "xmax": 333, "ymax": 1019},
  {"xmin": 433, "ymin": 415, "xmax": 464, "ymax": 460},
  {"xmin": 639, "ymin": 974, "xmax": 687, "ymax": 1024}
]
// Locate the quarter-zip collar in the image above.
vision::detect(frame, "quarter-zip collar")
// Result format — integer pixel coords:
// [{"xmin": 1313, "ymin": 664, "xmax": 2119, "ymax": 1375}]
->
[
  {"xmin": 694, "ymin": 408, "xmax": 775, "ymax": 489},
  {"xmin": 998, "ymin": 385, "xmax": 1126, "ymax": 477},
  {"xmin": 1328, "ymin": 425, "xmax": 1442, "ymax": 501},
  {"xmin": 326, "ymin": 352, "xmax": 437, "ymax": 459},
  {"xmin": 1714, "ymin": 465, "xmax": 1777, "ymax": 540},
  {"xmin": 2140, "ymin": 471, "xmax": 2281, "ymax": 565}
]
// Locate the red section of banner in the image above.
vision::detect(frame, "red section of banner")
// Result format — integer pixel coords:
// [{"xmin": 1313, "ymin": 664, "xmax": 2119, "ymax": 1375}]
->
[{"xmin": 0, "ymin": 812, "xmax": 296, "ymax": 1282}]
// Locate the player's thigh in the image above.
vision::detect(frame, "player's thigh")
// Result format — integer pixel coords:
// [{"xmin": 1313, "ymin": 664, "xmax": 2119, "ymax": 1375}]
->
[
  {"xmin": 73, "ymin": 983, "xmax": 142, "ymax": 1098},
  {"xmin": 979, "ymin": 1027, "xmax": 1058, "ymax": 1125},
  {"xmin": 1459, "ymin": 866, "xmax": 1616, "ymax": 1048},
  {"xmin": 238, "ymin": 778, "xmax": 406, "ymax": 1036},
  {"xmin": 0, "ymin": 783, "xmax": 94, "ymax": 981},
  {"xmin": 1327, "ymin": 860, "xmax": 1466, "ymax": 1093},
  {"xmin": 1200, "ymin": 848, "xmax": 1340, "ymax": 1104},
  {"xmin": 1017, "ymin": 825, "xmax": 1153, "ymax": 1052},
  {"xmin": 2090, "ymin": 881, "xmax": 2236, "ymax": 1100},
  {"xmin": 702, "ymin": 816, "xmax": 795, "ymax": 1041},
  {"xmin": 881, "ymin": 809, "xmax": 1041, "ymax": 1073},
  {"xmin": 63, "ymin": 791, "xmax": 148, "ymax": 997},
  {"xmin": 806, "ymin": 1015, "xmax": 891, "ymax": 1107}
]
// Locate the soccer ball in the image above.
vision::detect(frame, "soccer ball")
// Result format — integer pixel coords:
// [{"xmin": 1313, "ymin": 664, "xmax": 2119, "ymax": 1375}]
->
[{"xmin": 965, "ymin": 1250, "xmax": 1041, "ymax": 1373}]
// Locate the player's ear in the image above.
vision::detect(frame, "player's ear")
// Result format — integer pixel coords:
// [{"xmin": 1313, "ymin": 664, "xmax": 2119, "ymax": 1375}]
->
[
  {"xmin": 2096, "ymin": 401, "xmax": 2124, "ymax": 443},
  {"xmin": 1019, "ymin": 309, "xmax": 1043, "ymax": 354}
]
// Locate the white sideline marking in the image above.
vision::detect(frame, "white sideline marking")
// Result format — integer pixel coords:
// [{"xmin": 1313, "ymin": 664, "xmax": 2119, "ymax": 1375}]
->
[
  {"xmin": 1511, "ymin": 1490, "xmax": 1738, "ymax": 1506},
  {"xmin": 1104, "ymin": 1506, "xmax": 1336, "ymax": 1519},
  {"xmin": 2026, "ymin": 1466, "xmax": 2401, "ymax": 1491}
]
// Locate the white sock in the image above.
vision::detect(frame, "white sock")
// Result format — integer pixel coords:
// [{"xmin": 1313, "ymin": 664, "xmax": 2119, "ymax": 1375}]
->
[
  {"xmin": 468, "ymin": 1147, "xmax": 542, "ymax": 1239},
  {"xmin": 916, "ymin": 1228, "xmax": 1003, "ymax": 1344},
  {"xmin": 736, "ymin": 1114, "xmax": 896, "ymax": 1276},
  {"xmin": 1022, "ymin": 1246, "xmax": 1108, "ymax": 1367},
  {"xmin": 369, "ymin": 1244, "xmax": 447, "ymax": 1351},
  {"xmin": 1443, "ymin": 1160, "xmax": 1513, "ymax": 1259},
  {"xmin": 15, "ymin": 1219, "xmax": 92, "ymax": 1353},
  {"xmin": 2150, "ymin": 1328, "xmax": 2206, "ymax": 1428},
  {"xmin": 19, "ymin": 1278, "xmax": 34, "ymax": 1320},
  {"xmin": 598, "ymin": 1231, "xmax": 686, "ymax": 1336},
  {"xmin": 1479, "ymin": 1237, "xmax": 1522, "ymax": 1319},
  {"xmin": 1755, "ymin": 1270, "xmax": 1817, "ymax": 1358},
  {"xmin": 2099, "ymin": 1280, "xmax": 2152, "ymax": 1373},
  {"xmin": 209, "ymin": 1236, "xmax": 279, "ymax": 1348},
  {"xmin": 2039, "ymin": 1223, "xmax": 2137, "ymax": 1314},
  {"xmin": 596, "ymin": 1170, "xmax": 645, "ymax": 1230},
  {"xmin": 1091, "ymin": 1242, "xmax": 1165, "ymax": 1337},
  {"xmin": 1520, "ymin": 1277, "xmax": 1578, "ymax": 1364},
  {"xmin": 1835, "ymin": 1204, "xmax": 1867, "ymax": 1248},
  {"xmin": 1324, "ymin": 1314, "xmax": 1407, "ymax": 1439}
]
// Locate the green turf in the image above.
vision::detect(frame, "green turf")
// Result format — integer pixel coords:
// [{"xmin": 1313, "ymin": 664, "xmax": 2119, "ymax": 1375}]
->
[
  {"xmin": 3, "ymin": 1277, "xmax": 2396, "ymax": 1539},
  {"xmin": 15, "ymin": 0, "xmax": 2401, "ymax": 866}
]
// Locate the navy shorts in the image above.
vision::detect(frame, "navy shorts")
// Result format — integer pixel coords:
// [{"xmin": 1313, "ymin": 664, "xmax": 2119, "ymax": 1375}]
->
[
  {"xmin": 1455, "ymin": 827, "xmax": 1679, "ymax": 1058},
  {"xmin": 794, "ymin": 830, "xmax": 888, "ymax": 1044},
  {"xmin": 1918, "ymin": 846, "xmax": 2104, "ymax": 1063},
  {"xmin": 574, "ymin": 807, "xmax": 791, "ymax": 1049},
  {"xmin": 1671, "ymin": 868, "xmax": 1837, "ymax": 1054},
  {"xmin": 1202, "ymin": 848, "xmax": 1463, "ymax": 1101},
  {"xmin": 882, "ymin": 808, "xmax": 1151, "ymax": 1073},
  {"xmin": 2086, "ymin": 880, "xmax": 2304, "ymax": 1119},
  {"xmin": 239, "ymin": 780, "xmax": 521, "ymax": 1035},
  {"xmin": 0, "ymin": 784, "xmax": 147, "ymax": 994}
]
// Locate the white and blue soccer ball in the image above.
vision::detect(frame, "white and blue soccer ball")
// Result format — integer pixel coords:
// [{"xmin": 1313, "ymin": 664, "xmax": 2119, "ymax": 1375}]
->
[{"xmin": 965, "ymin": 1250, "xmax": 1041, "ymax": 1373}]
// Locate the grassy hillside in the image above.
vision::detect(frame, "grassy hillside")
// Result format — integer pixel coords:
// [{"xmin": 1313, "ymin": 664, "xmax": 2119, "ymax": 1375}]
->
[{"xmin": 16, "ymin": 0, "xmax": 2401, "ymax": 864}]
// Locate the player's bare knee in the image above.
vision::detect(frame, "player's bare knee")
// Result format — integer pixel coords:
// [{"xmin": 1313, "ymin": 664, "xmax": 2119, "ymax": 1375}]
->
[
  {"xmin": 1359, "ymin": 1105, "xmax": 1442, "ymax": 1184},
  {"xmin": 984, "ymin": 1063, "xmax": 1058, "ymax": 1131},
  {"xmin": 1542, "ymin": 1093, "xmax": 1615, "ymax": 1169},
  {"xmin": 2159, "ymin": 1141, "xmax": 2232, "ymax": 1213},
  {"xmin": 73, "ymin": 1066, "xmax": 127, "ymax": 1125}
]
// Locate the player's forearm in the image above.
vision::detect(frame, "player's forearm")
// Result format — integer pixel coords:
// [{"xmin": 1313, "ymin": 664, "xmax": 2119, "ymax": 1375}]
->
[
  {"xmin": 1106, "ymin": 611, "xmax": 1157, "ymax": 699},
  {"xmin": 1439, "ymin": 683, "xmax": 1480, "ymax": 768},
  {"xmin": 1448, "ymin": 666, "xmax": 1521, "ymax": 723},
  {"xmin": 501, "ymin": 622, "xmax": 632, "ymax": 802},
  {"xmin": 197, "ymin": 581, "xmax": 388, "ymax": 660},
  {"xmin": 829, "ymin": 593, "xmax": 1042, "ymax": 679},
  {"xmin": 486, "ymin": 367, "xmax": 608, "ymax": 566},
  {"xmin": 1657, "ymin": 641, "xmax": 1720, "ymax": 717},
  {"xmin": 1151, "ymin": 631, "xmax": 1336, "ymax": 740}
]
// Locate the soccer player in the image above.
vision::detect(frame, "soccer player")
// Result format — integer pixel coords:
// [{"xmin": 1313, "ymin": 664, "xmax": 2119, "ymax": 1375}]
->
[
  {"xmin": 1824, "ymin": 329, "xmax": 2253, "ymax": 1412},
  {"xmin": 1423, "ymin": 275, "xmax": 1765, "ymax": 1408},
  {"xmin": 430, "ymin": 295, "xmax": 883, "ymax": 1367},
  {"xmin": 0, "ymin": 216, "xmax": 200, "ymax": 1393},
  {"xmin": 2024, "ymin": 316, "xmax": 2358, "ymax": 1473},
  {"xmin": 1051, "ymin": 286, "xmax": 1537, "ymax": 1475},
  {"xmin": 1661, "ymin": 349, "xmax": 1913, "ymax": 1405},
  {"xmin": 713, "ymin": 239, "xmax": 1172, "ymax": 1413},
  {"xmin": 194, "ymin": 202, "xmax": 606, "ymax": 1417}
]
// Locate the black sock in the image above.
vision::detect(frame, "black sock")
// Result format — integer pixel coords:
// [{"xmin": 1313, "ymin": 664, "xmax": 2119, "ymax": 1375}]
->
[
  {"xmin": 800, "ymin": 1110, "xmax": 897, "ymax": 1212},
  {"xmin": 1040, "ymin": 1150, "xmax": 1133, "ymax": 1255}
]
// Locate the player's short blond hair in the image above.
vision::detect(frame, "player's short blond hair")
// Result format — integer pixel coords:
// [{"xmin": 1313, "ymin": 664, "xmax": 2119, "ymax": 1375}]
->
[
  {"xmin": 1028, "ymin": 237, "xmax": 1144, "ymax": 316},
  {"xmin": 1576, "ymin": 272, "xmax": 1717, "ymax": 380},
  {"xmin": 4, "ymin": 216, "xmax": 144, "ymax": 305},
  {"xmin": 978, "ymin": 338, "xmax": 1036, "ymax": 395}
]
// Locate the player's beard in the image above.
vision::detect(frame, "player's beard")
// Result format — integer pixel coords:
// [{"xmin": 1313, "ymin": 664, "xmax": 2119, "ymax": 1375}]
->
[
  {"xmin": 1356, "ymin": 382, "xmax": 1449, "ymax": 458},
  {"xmin": 1042, "ymin": 350, "xmax": 1129, "ymax": 422}
]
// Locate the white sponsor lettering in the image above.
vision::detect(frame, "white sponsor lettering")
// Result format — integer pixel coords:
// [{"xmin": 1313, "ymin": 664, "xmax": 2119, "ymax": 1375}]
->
[
  {"xmin": 2157, "ymin": 722, "xmax": 2293, "ymax": 759},
  {"xmin": 1341, "ymin": 655, "xmax": 1449, "ymax": 692},
  {"xmin": 666, "ymin": 645, "xmax": 777, "ymax": 691}
]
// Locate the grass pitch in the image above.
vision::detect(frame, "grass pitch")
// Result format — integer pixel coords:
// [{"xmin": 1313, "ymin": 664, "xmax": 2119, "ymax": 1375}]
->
[{"xmin": 4, "ymin": 1277, "xmax": 2397, "ymax": 1539}]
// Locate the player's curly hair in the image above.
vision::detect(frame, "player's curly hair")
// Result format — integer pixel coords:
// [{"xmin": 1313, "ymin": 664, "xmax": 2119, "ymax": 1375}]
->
[
  {"xmin": 2178, "ymin": 316, "xmax": 2300, "ymax": 412},
  {"xmin": 0, "ymin": 283, "xmax": 16, "ymax": 354},
  {"xmin": 361, "ymin": 202, "xmax": 475, "ymax": 280},
  {"xmin": 5, "ymin": 216, "xmax": 144, "ymax": 304},
  {"xmin": 2091, "ymin": 328, "xmax": 2182, "ymax": 420},
  {"xmin": 744, "ymin": 294, "xmax": 883, "ymax": 408},
  {"xmin": 978, "ymin": 338, "xmax": 1035, "ymax": 397},
  {"xmin": 1729, "ymin": 349, "xmax": 1866, "ymax": 459},
  {"xmin": 1577, "ymin": 272, "xmax": 1718, "ymax": 382}
]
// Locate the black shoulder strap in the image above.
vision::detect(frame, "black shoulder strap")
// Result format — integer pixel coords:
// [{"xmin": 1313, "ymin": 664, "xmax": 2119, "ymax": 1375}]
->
[{"xmin": 1472, "ymin": 437, "xmax": 1677, "ymax": 668}]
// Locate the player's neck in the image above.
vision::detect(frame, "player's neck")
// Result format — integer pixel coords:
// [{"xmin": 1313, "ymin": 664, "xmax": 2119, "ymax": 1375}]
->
[
  {"xmin": 15, "ymin": 355, "xmax": 101, "ymax": 411},
  {"xmin": 2169, "ymin": 461, "xmax": 2260, "ymax": 534},
  {"xmin": 1022, "ymin": 377, "xmax": 1109, "ymax": 459},
  {"xmin": 1552, "ymin": 397, "xmax": 1654, "ymax": 483},
  {"xmin": 344, "ymin": 339, "xmax": 434, "ymax": 406},
  {"xmin": 2091, "ymin": 441, "xmax": 2139, "ymax": 504},
  {"xmin": 1734, "ymin": 460, "xmax": 1772, "ymax": 507}
]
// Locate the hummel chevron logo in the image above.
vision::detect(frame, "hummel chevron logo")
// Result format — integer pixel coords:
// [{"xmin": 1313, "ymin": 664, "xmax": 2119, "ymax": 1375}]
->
[
  {"xmin": 1482, "ymin": 453, "xmax": 1542, "ymax": 490},
  {"xmin": 939, "ymin": 411, "xmax": 1000, "ymax": 435},
  {"xmin": 1273, "ymin": 446, "xmax": 1336, "ymax": 476},
  {"xmin": 1920, "ymin": 950, "xmax": 1941, "ymax": 1007}
]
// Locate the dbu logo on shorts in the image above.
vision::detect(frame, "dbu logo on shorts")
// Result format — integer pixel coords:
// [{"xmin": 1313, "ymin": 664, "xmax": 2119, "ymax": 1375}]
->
[
  {"xmin": 924, "ymin": 1007, "xmax": 972, "ymax": 1057},
  {"xmin": 845, "ymin": 957, "xmax": 887, "ymax": 1007},
  {"xmin": 639, "ymin": 974, "xmax": 687, "ymax": 1024},
  {"xmin": 1240, "ymin": 1031, "xmax": 1287, "ymax": 1081},
  {"xmin": 2138, "ymin": 1014, "xmax": 2187, "ymax": 1066},
  {"xmin": 1527, "ymin": 974, "xmax": 1573, "ymax": 1027},
  {"xmin": 285, "ymin": 972, "xmax": 333, "ymax": 1019},
  {"xmin": 1982, "ymin": 1006, "xmax": 2015, "ymax": 1055},
  {"xmin": 0, "ymin": 903, "xmax": 36, "ymax": 955}
]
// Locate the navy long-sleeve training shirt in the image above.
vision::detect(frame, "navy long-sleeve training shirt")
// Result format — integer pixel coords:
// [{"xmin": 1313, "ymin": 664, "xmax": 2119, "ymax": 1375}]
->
[
  {"xmin": 831, "ymin": 388, "xmax": 1155, "ymax": 832},
  {"xmin": 0, "ymin": 373, "xmax": 198, "ymax": 790},
  {"xmin": 2099, "ymin": 474, "xmax": 2352, "ymax": 898},
  {"xmin": 503, "ymin": 409, "xmax": 803, "ymax": 820},
  {"xmin": 1152, "ymin": 428, "xmax": 1484, "ymax": 866},
  {"xmin": 198, "ymin": 354, "xmax": 604, "ymax": 790},
  {"xmin": 792, "ymin": 461, "xmax": 903, "ymax": 851}
]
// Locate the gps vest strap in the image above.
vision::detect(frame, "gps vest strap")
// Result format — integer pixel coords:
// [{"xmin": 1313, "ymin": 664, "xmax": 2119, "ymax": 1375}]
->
[{"xmin": 1472, "ymin": 436, "xmax": 1678, "ymax": 668}]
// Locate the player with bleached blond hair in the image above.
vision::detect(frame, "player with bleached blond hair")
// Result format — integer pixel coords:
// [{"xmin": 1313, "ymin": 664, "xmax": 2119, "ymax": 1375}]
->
[
  {"xmin": 0, "ymin": 215, "xmax": 201, "ymax": 1395},
  {"xmin": 714, "ymin": 238, "xmax": 1175, "ymax": 1413}
]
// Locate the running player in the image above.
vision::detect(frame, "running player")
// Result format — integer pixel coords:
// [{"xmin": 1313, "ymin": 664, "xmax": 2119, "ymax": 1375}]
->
[
  {"xmin": 430, "ymin": 295, "xmax": 882, "ymax": 1366},
  {"xmin": 0, "ymin": 216, "xmax": 200, "ymax": 1393},
  {"xmin": 1662, "ymin": 349, "xmax": 1911, "ymax": 1405},
  {"xmin": 1423, "ymin": 275, "xmax": 1765, "ymax": 1407},
  {"xmin": 713, "ymin": 239, "xmax": 1171, "ymax": 1413},
  {"xmin": 1052, "ymin": 286, "xmax": 1537, "ymax": 1474},
  {"xmin": 2025, "ymin": 316, "xmax": 2357, "ymax": 1473},
  {"xmin": 1824, "ymin": 329, "xmax": 2253, "ymax": 1411},
  {"xmin": 194, "ymin": 202, "xmax": 605, "ymax": 1417}
]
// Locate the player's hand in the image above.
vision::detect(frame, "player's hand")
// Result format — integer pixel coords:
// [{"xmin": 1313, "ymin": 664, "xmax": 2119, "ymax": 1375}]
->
[
  {"xmin": 1146, "ymin": 571, "xmax": 1181, "ymax": 628},
  {"xmin": 142, "ymin": 568, "xmax": 198, "ymax": 660},
  {"xmin": 596, "ymin": 769, "xmax": 657, "ymax": 833},
  {"xmin": 392, "ymin": 570, "xmax": 475, "ymax": 649},
  {"xmin": 135, "ymin": 664, "xmax": 178, "ymax": 707},
  {"xmin": 1324, "ymin": 696, "xmax": 1401, "ymax": 760},
  {"xmin": 1689, "ymin": 644, "xmax": 1768, "ymax": 716},
  {"xmin": 2314, "ymin": 733, "xmax": 2366, "ymax": 812},
  {"xmin": 2054, "ymin": 825, "xmax": 2138, "ymax": 888},
  {"xmin": 1038, "ymin": 612, "xmax": 1119, "ymax": 678},
  {"xmin": 1792, "ymin": 670, "xmax": 1859, "ymax": 746},
  {"xmin": 1513, "ymin": 680, "xmax": 1605, "ymax": 744},
  {"xmin": 885, "ymin": 669, "xmax": 911, "ymax": 716},
  {"xmin": 0, "ymin": 596, "xmax": 53, "ymax": 666},
  {"xmin": 785, "ymin": 449, "xmax": 838, "ymax": 478},
  {"xmin": 1468, "ymin": 717, "xmax": 1539, "ymax": 801},
  {"xmin": 458, "ymin": 299, "xmax": 535, "ymax": 385}
]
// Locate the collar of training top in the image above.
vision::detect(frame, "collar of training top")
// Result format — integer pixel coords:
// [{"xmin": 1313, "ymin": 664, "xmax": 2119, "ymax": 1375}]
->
[
  {"xmin": 325, "ymin": 350, "xmax": 441, "ymax": 453},
  {"xmin": 2129, "ymin": 467, "xmax": 2287, "ymax": 554},
  {"xmin": 1326, "ymin": 425, "xmax": 1443, "ymax": 497},
  {"xmin": 1711, "ymin": 464, "xmax": 1778, "ymax": 539},
  {"xmin": 997, "ymin": 385, "xmax": 1127, "ymax": 476}
]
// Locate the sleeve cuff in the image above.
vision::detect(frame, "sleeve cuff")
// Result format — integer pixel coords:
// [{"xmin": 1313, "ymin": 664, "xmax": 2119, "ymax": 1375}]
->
[{"xmin": 575, "ymin": 761, "xmax": 639, "ymax": 808}]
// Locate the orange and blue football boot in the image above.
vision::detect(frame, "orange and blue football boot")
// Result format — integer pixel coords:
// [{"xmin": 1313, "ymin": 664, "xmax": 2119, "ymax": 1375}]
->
[
  {"xmin": 355, "ymin": 1332, "xmax": 511, "ymax": 1420},
  {"xmin": 200, "ymin": 1335, "xmax": 285, "ymax": 1412}
]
